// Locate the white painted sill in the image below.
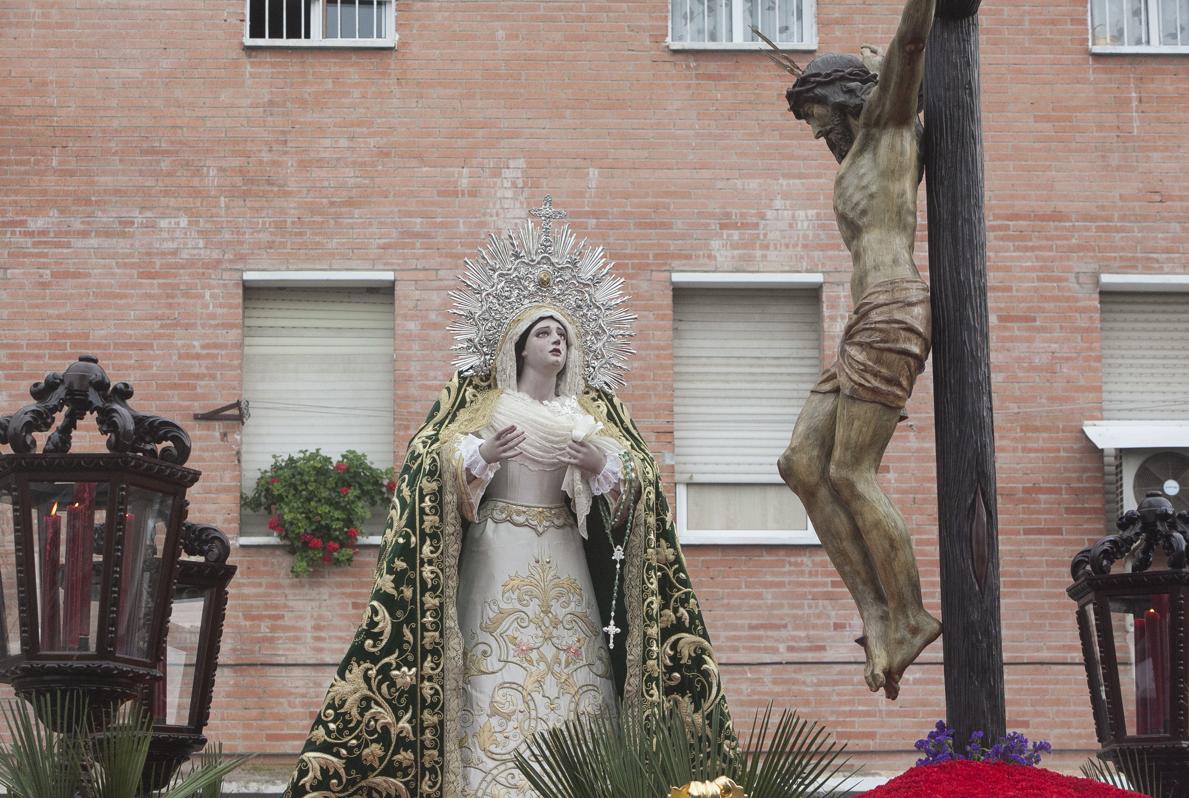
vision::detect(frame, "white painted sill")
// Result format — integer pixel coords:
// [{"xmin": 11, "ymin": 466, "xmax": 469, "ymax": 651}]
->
[
  {"xmin": 1089, "ymin": 44, "xmax": 1189, "ymax": 54},
  {"xmin": 680, "ymin": 530, "xmax": 820, "ymax": 546},
  {"xmin": 1099, "ymin": 273, "xmax": 1189, "ymax": 292},
  {"xmin": 238, "ymin": 535, "xmax": 384, "ymax": 546},
  {"xmin": 243, "ymin": 35, "xmax": 397, "ymax": 49},
  {"xmin": 667, "ymin": 40, "xmax": 816, "ymax": 51}
]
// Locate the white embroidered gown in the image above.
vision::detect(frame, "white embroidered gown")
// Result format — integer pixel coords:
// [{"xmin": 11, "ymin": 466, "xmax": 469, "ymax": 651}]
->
[{"xmin": 453, "ymin": 391, "xmax": 622, "ymax": 798}]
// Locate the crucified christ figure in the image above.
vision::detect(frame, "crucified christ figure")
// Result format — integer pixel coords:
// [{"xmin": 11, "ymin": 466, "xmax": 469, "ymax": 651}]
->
[{"xmin": 774, "ymin": 0, "xmax": 942, "ymax": 701}]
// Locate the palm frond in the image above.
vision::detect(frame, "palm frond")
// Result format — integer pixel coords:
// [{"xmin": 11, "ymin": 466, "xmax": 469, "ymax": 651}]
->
[
  {"xmin": 156, "ymin": 742, "xmax": 255, "ymax": 798},
  {"xmin": 0, "ymin": 693, "xmax": 86, "ymax": 798},
  {"xmin": 516, "ymin": 701, "xmax": 854, "ymax": 798},
  {"xmin": 741, "ymin": 704, "xmax": 857, "ymax": 798},
  {"xmin": 91, "ymin": 703, "xmax": 154, "ymax": 798},
  {"xmin": 515, "ymin": 710, "xmax": 644, "ymax": 798},
  {"xmin": 1082, "ymin": 750, "xmax": 1167, "ymax": 797}
]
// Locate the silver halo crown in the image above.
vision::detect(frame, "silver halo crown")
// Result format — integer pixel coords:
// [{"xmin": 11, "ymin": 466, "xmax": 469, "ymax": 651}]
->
[{"xmin": 448, "ymin": 196, "xmax": 636, "ymax": 392}]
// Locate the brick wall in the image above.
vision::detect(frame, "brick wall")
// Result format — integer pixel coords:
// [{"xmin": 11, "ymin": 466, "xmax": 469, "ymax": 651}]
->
[{"xmin": 1, "ymin": 0, "xmax": 1187, "ymax": 781}]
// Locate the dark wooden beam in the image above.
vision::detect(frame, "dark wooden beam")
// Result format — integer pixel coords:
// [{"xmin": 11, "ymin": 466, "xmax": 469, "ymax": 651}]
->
[{"xmin": 923, "ymin": 0, "xmax": 1007, "ymax": 741}]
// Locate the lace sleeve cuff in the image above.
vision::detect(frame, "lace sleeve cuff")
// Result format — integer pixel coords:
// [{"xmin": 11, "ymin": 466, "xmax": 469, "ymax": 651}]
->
[
  {"xmin": 460, "ymin": 434, "xmax": 500, "ymax": 481},
  {"xmin": 589, "ymin": 450, "xmax": 622, "ymax": 496}
]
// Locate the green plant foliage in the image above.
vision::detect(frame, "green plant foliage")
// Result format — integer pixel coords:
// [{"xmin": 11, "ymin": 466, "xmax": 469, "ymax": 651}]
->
[
  {"xmin": 241, "ymin": 448, "xmax": 395, "ymax": 576},
  {"xmin": 514, "ymin": 702, "xmax": 856, "ymax": 798},
  {"xmin": 0, "ymin": 694, "xmax": 86, "ymax": 798},
  {"xmin": 1081, "ymin": 750, "xmax": 1167, "ymax": 797},
  {"xmin": 0, "ymin": 693, "xmax": 251, "ymax": 798}
]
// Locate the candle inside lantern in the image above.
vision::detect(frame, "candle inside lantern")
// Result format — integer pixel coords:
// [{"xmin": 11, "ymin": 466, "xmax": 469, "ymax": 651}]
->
[
  {"xmin": 1134, "ymin": 597, "xmax": 1170, "ymax": 736},
  {"xmin": 62, "ymin": 484, "xmax": 96, "ymax": 651},
  {"xmin": 39, "ymin": 502, "xmax": 62, "ymax": 650},
  {"xmin": 1146, "ymin": 597, "xmax": 1169, "ymax": 734}
]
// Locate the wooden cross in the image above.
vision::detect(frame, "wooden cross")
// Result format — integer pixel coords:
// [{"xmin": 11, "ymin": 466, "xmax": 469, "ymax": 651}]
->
[{"xmin": 925, "ymin": 0, "xmax": 1006, "ymax": 741}]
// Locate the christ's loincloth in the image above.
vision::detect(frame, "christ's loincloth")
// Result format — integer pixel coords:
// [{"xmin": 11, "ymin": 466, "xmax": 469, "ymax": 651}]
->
[{"xmin": 812, "ymin": 277, "xmax": 931, "ymax": 411}]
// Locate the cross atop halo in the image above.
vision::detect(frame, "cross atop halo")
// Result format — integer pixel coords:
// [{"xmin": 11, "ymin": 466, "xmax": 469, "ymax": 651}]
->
[{"xmin": 529, "ymin": 194, "xmax": 568, "ymax": 253}]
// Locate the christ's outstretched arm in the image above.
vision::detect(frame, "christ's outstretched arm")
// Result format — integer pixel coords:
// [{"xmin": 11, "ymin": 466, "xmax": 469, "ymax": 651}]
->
[{"xmin": 862, "ymin": 0, "xmax": 937, "ymax": 128}]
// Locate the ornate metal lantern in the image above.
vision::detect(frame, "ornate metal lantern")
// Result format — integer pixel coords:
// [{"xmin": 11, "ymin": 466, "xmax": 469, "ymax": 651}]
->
[
  {"xmin": 1069, "ymin": 490, "xmax": 1189, "ymax": 795},
  {"xmin": 0, "ymin": 355, "xmax": 195, "ymax": 728},
  {"xmin": 141, "ymin": 523, "xmax": 236, "ymax": 790}
]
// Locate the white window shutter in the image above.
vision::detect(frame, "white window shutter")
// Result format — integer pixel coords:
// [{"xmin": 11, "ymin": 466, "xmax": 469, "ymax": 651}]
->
[
  {"xmin": 1100, "ymin": 292, "xmax": 1189, "ymax": 421},
  {"xmin": 673, "ymin": 287, "xmax": 820, "ymax": 483},
  {"xmin": 241, "ymin": 287, "xmax": 395, "ymax": 496}
]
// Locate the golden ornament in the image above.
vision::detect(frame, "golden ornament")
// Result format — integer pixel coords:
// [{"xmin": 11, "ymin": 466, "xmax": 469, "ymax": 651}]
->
[{"xmin": 668, "ymin": 776, "xmax": 747, "ymax": 798}]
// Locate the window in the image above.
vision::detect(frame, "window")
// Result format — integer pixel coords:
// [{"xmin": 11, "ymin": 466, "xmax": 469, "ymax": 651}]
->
[
  {"xmin": 239, "ymin": 274, "xmax": 395, "ymax": 544},
  {"xmin": 669, "ymin": 0, "xmax": 816, "ymax": 49},
  {"xmin": 244, "ymin": 0, "xmax": 396, "ymax": 47},
  {"xmin": 1084, "ymin": 281, "xmax": 1189, "ymax": 529},
  {"xmin": 672, "ymin": 275, "xmax": 822, "ymax": 544},
  {"xmin": 1090, "ymin": 0, "xmax": 1189, "ymax": 51}
]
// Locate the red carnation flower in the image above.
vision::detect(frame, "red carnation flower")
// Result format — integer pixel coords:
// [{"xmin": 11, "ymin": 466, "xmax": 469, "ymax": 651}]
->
[
  {"xmin": 860, "ymin": 760, "xmax": 1146, "ymax": 797},
  {"xmin": 386, "ymin": 479, "xmax": 397, "ymax": 492},
  {"xmin": 327, "ymin": 541, "xmax": 341, "ymax": 554},
  {"xmin": 270, "ymin": 476, "xmax": 279, "ymax": 484},
  {"xmin": 347, "ymin": 527, "xmax": 359, "ymax": 538},
  {"xmin": 309, "ymin": 538, "xmax": 323, "ymax": 550},
  {"xmin": 335, "ymin": 462, "xmax": 348, "ymax": 473},
  {"xmin": 339, "ymin": 486, "xmax": 350, "ymax": 495}
]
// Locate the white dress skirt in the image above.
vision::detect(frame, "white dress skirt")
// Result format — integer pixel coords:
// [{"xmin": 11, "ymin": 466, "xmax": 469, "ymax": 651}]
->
[{"xmin": 453, "ymin": 392, "xmax": 622, "ymax": 798}]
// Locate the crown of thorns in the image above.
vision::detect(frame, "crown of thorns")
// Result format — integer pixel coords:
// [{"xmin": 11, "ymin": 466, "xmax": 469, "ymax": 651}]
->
[{"xmin": 787, "ymin": 65, "xmax": 879, "ymax": 118}]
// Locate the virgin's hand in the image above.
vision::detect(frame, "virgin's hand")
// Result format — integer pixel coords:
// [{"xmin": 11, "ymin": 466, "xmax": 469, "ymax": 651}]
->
[
  {"xmin": 478, "ymin": 426, "xmax": 525, "ymax": 464},
  {"xmin": 560, "ymin": 440, "xmax": 606, "ymax": 475}
]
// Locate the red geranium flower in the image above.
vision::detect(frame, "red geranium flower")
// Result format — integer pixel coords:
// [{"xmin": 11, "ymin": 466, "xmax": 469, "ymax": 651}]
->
[
  {"xmin": 270, "ymin": 476, "xmax": 280, "ymax": 484},
  {"xmin": 386, "ymin": 479, "xmax": 397, "ymax": 492},
  {"xmin": 322, "ymin": 552, "xmax": 333, "ymax": 562},
  {"xmin": 267, "ymin": 516, "xmax": 280, "ymax": 531},
  {"xmin": 327, "ymin": 541, "xmax": 341, "ymax": 554},
  {"xmin": 347, "ymin": 527, "xmax": 359, "ymax": 538},
  {"xmin": 309, "ymin": 538, "xmax": 323, "ymax": 550},
  {"xmin": 339, "ymin": 486, "xmax": 350, "ymax": 495},
  {"xmin": 300, "ymin": 533, "xmax": 312, "ymax": 543},
  {"xmin": 335, "ymin": 462, "xmax": 347, "ymax": 473}
]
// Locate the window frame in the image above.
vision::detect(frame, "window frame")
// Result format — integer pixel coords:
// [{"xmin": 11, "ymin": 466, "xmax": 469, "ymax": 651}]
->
[
  {"xmin": 1088, "ymin": 0, "xmax": 1189, "ymax": 54},
  {"xmin": 670, "ymin": 271, "xmax": 823, "ymax": 546},
  {"xmin": 667, "ymin": 0, "xmax": 818, "ymax": 51},
  {"xmin": 1085, "ymin": 274, "xmax": 1189, "ymax": 445},
  {"xmin": 243, "ymin": 0, "xmax": 398, "ymax": 49},
  {"xmin": 237, "ymin": 270, "xmax": 396, "ymax": 548}
]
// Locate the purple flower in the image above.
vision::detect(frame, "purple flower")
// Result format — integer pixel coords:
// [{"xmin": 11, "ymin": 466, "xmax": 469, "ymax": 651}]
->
[{"xmin": 914, "ymin": 721, "xmax": 1051, "ymax": 768}]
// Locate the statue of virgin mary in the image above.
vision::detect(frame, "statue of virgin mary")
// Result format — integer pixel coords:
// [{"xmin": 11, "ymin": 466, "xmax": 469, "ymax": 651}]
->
[{"xmin": 283, "ymin": 198, "xmax": 731, "ymax": 798}]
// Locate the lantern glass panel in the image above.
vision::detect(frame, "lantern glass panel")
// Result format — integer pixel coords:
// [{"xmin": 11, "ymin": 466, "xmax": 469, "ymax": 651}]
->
[
  {"xmin": 0, "ymin": 482, "xmax": 19, "ymax": 659},
  {"xmin": 154, "ymin": 585, "xmax": 208, "ymax": 728},
  {"xmin": 29, "ymin": 481, "xmax": 109, "ymax": 654},
  {"xmin": 115, "ymin": 486, "xmax": 173, "ymax": 659},
  {"xmin": 1082, "ymin": 602, "xmax": 1108, "ymax": 711},
  {"xmin": 1109, "ymin": 593, "xmax": 1173, "ymax": 736}
]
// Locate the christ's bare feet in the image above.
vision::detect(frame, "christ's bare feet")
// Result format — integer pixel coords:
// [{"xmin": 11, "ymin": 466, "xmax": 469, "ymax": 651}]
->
[
  {"xmin": 883, "ymin": 610, "xmax": 942, "ymax": 695},
  {"xmin": 856, "ymin": 613, "xmax": 894, "ymax": 696},
  {"xmin": 857, "ymin": 610, "xmax": 940, "ymax": 700}
]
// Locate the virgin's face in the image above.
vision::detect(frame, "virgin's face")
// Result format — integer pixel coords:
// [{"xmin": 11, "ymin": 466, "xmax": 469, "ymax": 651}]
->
[{"xmin": 521, "ymin": 317, "xmax": 568, "ymax": 376}]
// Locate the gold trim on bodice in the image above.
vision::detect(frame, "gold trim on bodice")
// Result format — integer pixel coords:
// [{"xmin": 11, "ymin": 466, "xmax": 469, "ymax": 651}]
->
[{"xmin": 476, "ymin": 499, "xmax": 575, "ymax": 536}]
